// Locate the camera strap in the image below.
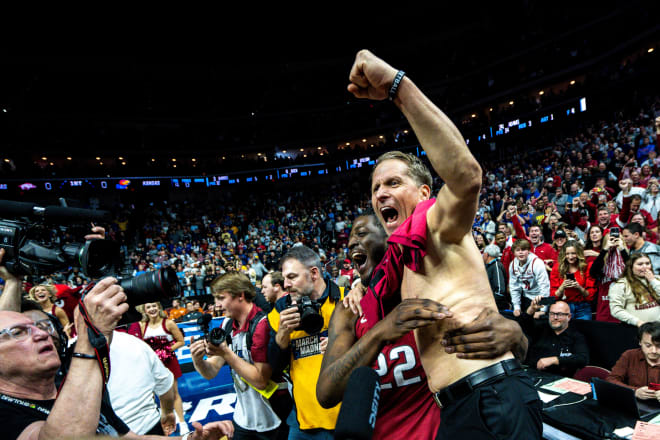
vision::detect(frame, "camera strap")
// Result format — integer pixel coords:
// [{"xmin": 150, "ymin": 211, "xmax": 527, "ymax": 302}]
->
[{"xmin": 77, "ymin": 282, "xmax": 111, "ymax": 384}]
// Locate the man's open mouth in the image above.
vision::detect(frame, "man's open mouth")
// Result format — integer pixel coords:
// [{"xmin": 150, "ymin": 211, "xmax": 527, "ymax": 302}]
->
[
  {"xmin": 39, "ymin": 345, "xmax": 54, "ymax": 354},
  {"xmin": 380, "ymin": 207, "xmax": 399, "ymax": 225},
  {"xmin": 351, "ymin": 252, "xmax": 368, "ymax": 270}
]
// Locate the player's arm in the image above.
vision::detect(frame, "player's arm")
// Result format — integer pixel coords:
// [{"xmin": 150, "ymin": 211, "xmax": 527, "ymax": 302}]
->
[
  {"xmin": 317, "ymin": 304, "xmax": 360, "ymax": 407},
  {"xmin": 394, "ymin": 72, "xmax": 481, "ymax": 242},
  {"xmin": 318, "ymin": 299, "xmax": 451, "ymax": 408},
  {"xmin": 441, "ymin": 308, "xmax": 529, "ymax": 361},
  {"xmin": 348, "ymin": 50, "xmax": 481, "ymax": 243}
]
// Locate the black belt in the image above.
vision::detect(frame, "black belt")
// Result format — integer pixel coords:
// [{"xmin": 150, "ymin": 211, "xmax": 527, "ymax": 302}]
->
[{"xmin": 433, "ymin": 359, "xmax": 522, "ymax": 408}]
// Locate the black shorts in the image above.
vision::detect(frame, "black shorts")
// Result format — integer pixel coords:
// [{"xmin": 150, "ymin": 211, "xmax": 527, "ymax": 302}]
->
[{"xmin": 436, "ymin": 371, "xmax": 543, "ymax": 440}]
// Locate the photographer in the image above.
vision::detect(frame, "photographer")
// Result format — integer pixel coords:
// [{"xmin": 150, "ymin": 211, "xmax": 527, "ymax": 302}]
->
[
  {"xmin": 190, "ymin": 272, "xmax": 283, "ymax": 439},
  {"xmin": 0, "ymin": 224, "xmax": 231, "ymax": 439},
  {"xmin": 267, "ymin": 246, "xmax": 343, "ymax": 439}
]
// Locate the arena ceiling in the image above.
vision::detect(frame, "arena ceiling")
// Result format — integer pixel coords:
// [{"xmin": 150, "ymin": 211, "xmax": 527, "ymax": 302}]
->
[{"xmin": 0, "ymin": 1, "xmax": 655, "ymax": 161}]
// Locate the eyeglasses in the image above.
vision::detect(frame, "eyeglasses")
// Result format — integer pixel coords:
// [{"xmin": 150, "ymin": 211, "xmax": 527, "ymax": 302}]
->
[
  {"xmin": 549, "ymin": 312, "xmax": 570, "ymax": 319},
  {"xmin": 0, "ymin": 319, "xmax": 56, "ymax": 342}
]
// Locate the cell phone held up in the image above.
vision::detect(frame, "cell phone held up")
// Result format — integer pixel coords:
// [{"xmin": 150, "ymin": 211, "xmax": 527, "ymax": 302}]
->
[
  {"xmin": 649, "ymin": 383, "xmax": 660, "ymax": 391},
  {"xmin": 610, "ymin": 227, "xmax": 620, "ymax": 238},
  {"xmin": 540, "ymin": 297, "xmax": 557, "ymax": 306},
  {"xmin": 566, "ymin": 273, "xmax": 576, "ymax": 281}
]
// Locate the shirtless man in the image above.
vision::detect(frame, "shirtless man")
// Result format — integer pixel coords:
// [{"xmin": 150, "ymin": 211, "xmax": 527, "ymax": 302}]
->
[
  {"xmin": 317, "ymin": 214, "xmax": 529, "ymax": 439},
  {"xmin": 347, "ymin": 50, "xmax": 542, "ymax": 438}
]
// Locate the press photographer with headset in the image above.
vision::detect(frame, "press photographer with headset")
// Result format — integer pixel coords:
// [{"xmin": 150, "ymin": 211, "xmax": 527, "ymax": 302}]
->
[{"xmin": 190, "ymin": 272, "xmax": 285, "ymax": 440}]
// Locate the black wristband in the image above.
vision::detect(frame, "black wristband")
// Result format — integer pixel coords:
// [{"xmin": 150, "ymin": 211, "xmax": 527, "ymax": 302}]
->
[
  {"xmin": 71, "ymin": 352, "xmax": 97, "ymax": 359},
  {"xmin": 388, "ymin": 70, "xmax": 406, "ymax": 101}
]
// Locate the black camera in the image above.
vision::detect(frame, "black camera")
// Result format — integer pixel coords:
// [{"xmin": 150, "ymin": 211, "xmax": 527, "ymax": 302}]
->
[
  {"xmin": 0, "ymin": 218, "xmax": 119, "ymax": 278},
  {"xmin": 197, "ymin": 313, "xmax": 230, "ymax": 346},
  {"xmin": 0, "ymin": 199, "xmax": 181, "ymax": 323},
  {"xmin": 117, "ymin": 267, "xmax": 183, "ymax": 325},
  {"xmin": 610, "ymin": 227, "xmax": 620, "ymax": 238},
  {"xmin": 287, "ymin": 295, "xmax": 324, "ymax": 334},
  {"xmin": 0, "ymin": 200, "xmax": 119, "ymax": 277}
]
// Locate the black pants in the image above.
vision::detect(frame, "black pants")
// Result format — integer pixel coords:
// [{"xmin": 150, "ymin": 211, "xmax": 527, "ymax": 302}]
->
[
  {"xmin": 436, "ymin": 371, "xmax": 543, "ymax": 440},
  {"xmin": 269, "ymin": 390, "xmax": 292, "ymax": 440},
  {"xmin": 232, "ymin": 420, "xmax": 280, "ymax": 440}
]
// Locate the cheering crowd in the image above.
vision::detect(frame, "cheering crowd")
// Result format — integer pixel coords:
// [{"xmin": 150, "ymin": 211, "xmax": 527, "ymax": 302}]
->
[{"xmin": 0, "ymin": 47, "xmax": 659, "ymax": 440}]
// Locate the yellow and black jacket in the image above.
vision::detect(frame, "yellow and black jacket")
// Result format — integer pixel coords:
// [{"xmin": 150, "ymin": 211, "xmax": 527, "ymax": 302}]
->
[{"xmin": 267, "ymin": 280, "xmax": 344, "ymax": 431}]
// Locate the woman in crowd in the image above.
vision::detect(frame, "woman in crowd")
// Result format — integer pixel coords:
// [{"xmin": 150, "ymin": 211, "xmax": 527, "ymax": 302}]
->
[
  {"xmin": 473, "ymin": 231, "xmax": 487, "ymax": 252},
  {"xmin": 550, "ymin": 240, "xmax": 597, "ymax": 320},
  {"xmin": 28, "ymin": 284, "xmax": 71, "ymax": 337},
  {"xmin": 608, "ymin": 253, "xmax": 660, "ymax": 327},
  {"xmin": 583, "ymin": 225, "xmax": 604, "ymax": 264},
  {"xmin": 132, "ymin": 301, "xmax": 187, "ymax": 432},
  {"xmin": 589, "ymin": 231, "xmax": 628, "ymax": 322}
]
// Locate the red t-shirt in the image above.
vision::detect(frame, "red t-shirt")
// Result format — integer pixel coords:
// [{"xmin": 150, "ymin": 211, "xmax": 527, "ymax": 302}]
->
[
  {"xmin": 232, "ymin": 305, "xmax": 269, "ymax": 363},
  {"xmin": 549, "ymin": 263, "xmax": 597, "ymax": 302}
]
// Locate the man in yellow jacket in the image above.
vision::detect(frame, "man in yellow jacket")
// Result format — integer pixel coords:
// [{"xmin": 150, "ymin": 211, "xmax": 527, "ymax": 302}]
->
[{"xmin": 268, "ymin": 246, "xmax": 343, "ymax": 439}]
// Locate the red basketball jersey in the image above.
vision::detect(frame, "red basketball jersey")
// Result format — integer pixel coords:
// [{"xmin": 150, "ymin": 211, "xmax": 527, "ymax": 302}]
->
[{"xmin": 355, "ymin": 291, "xmax": 440, "ymax": 439}]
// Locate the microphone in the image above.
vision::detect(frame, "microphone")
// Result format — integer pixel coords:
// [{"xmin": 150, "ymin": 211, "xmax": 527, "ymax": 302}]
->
[{"xmin": 334, "ymin": 367, "xmax": 381, "ymax": 440}]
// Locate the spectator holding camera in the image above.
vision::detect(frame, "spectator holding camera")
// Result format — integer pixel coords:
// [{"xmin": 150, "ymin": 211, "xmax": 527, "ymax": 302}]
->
[
  {"xmin": 550, "ymin": 240, "xmax": 597, "ymax": 320},
  {"xmin": 608, "ymin": 253, "xmax": 660, "ymax": 327},
  {"xmin": 190, "ymin": 272, "xmax": 285, "ymax": 440},
  {"xmin": 589, "ymin": 230, "xmax": 629, "ymax": 322}
]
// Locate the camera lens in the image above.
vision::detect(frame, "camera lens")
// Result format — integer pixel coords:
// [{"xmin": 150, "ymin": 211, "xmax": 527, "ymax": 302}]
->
[
  {"xmin": 74, "ymin": 239, "xmax": 121, "ymax": 279},
  {"xmin": 299, "ymin": 307, "xmax": 324, "ymax": 334},
  {"xmin": 120, "ymin": 267, "xmax": 181, "ymax": 306},
  {"xmin": 208, "ymin": 327, "xmax": 227, "ymax": 346}
]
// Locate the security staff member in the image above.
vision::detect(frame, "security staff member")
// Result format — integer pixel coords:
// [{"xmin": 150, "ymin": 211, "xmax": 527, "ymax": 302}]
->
[{"xmin": 268, "ymin": 246, "xmax": 344, "ymax": 440}]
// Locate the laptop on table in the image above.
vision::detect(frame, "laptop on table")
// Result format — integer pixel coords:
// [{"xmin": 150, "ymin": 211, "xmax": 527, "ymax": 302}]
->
[{"xmin": 592, "ymin": 378, "xmax": 660, "ymax": 422}]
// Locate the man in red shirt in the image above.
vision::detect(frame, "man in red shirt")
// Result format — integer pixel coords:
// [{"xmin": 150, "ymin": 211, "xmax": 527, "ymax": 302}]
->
[
  {"xmin": 606, "ymin": 322, "xmax": 660, "ymax": 401},
  {"xmin": 339, "ymin": 259, "xmax": 358, "ymax": 286},
  {"xmin": 512, "ymin": 216, "xmax": 556, "ymax": 269}
]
